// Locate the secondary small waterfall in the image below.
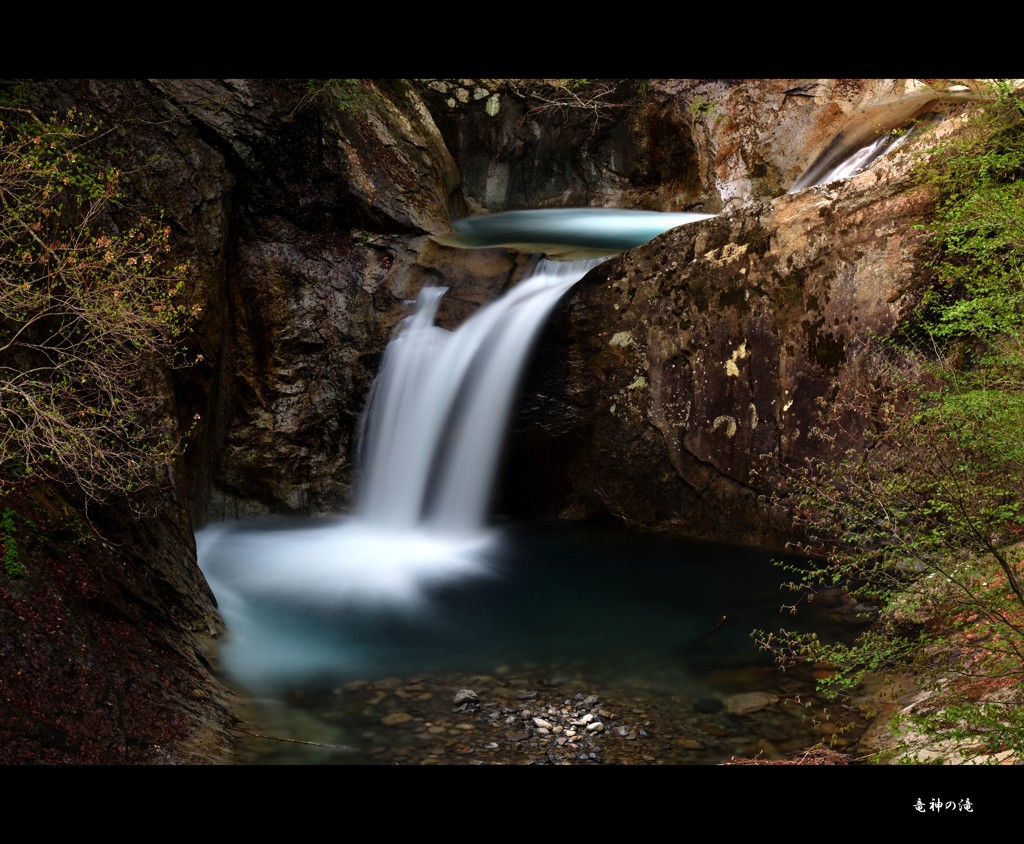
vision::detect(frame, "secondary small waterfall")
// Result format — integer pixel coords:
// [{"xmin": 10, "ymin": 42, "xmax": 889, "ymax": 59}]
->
[
  {"xmin": 357, "ymin": 257, "xmax": 603, "ymax": 534},
  {"xmin": 790, "ymin": 126, "xmax": 918, "ymax": 192},
  {"xmin": 788, "ymin": 87, "xmax": 987, "ymax": 193}
]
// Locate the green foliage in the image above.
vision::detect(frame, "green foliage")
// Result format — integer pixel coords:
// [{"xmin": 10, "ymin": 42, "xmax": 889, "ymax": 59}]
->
[
  {"xmin": 0, "ymin": 109, "xmax": 197, "ymax": 501},
  {"xmin": 1, "ymin": 507, "xmax": 24, "ymax": 576},
  {"xmin": 303, "ymin": 79, "xmax": 369, "ymax": 114},
  {"xmin": 913, "ymin": 80, "xmax": 1024, "ymax": 348},
  {"xmin": 756, "ymin": 82, "xmax": 1024, "ymax": 763},
  {"xmin": 688, "ymin": 96, "xmax": 718, "ymax": 118}
]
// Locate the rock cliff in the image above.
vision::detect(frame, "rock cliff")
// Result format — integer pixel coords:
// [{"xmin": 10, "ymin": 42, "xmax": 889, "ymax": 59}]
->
[
  {"xmin": 1, "ymin": 77, "xmax": 980, "ymax": 762},
  {"xmin": 418, "ymin": 78, "xmax": 963, "ymax": 211},
  {"xmin": 506, "ymin": 160, "xmax": 937, "ymax": 546}
]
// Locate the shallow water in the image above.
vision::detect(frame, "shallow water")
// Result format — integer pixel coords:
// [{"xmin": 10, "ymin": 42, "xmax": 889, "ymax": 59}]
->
[{"xmin": 200, "ymin": 521, "xmax": 863, "ymax": 764}]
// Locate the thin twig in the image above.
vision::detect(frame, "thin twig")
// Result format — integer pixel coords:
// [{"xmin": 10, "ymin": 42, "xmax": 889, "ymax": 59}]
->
[{"xmin": 231, "ymin": 726, "xmax": 364, "ymax": 753}]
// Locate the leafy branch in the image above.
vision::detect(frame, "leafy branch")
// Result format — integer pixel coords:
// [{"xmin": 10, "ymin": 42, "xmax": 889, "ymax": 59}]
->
[
  {"xmin": 0, "ymin": 110, "xmax": 198, "ymax": 502},
  {"xmin": 755, "ymin": 82, "xmax": 1024, "ymax": 761}
]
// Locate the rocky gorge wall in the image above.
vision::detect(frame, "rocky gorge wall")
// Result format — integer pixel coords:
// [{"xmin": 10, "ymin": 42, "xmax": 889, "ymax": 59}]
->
[
  {"xmin": 433, "ymin": 78, "xmax": 976, "ymax": 545},
  {"xmin": 418, "ymin": 78, "xmax": 967, "ymax": 211},
  {"xmin": 180, "ymin": 76, "xmax": 969, "ymax": 532},
  {"xmin": 505, "ymin": 162, "xmax": 937, "ymax": 546},
  {"xmin": 1, "ymin": 77, "xmax": 981, "ymax": 762},
  {"xmin": 22, "ymin": 78, "xmax": 963, "ymax": 532}
]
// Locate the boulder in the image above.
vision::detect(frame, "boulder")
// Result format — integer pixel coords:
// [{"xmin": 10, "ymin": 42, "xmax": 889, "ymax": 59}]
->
[{"xmin": 507, "ymin": 151, "xmax": 937, "ymax": 547}]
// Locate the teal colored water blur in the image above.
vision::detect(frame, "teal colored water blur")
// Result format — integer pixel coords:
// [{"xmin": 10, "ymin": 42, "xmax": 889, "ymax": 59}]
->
[{"xmin": 202, "ymin": 520, "xmax": 842, "ymax": 700}]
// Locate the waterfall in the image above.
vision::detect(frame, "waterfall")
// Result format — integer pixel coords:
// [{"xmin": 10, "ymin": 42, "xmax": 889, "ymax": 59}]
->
[
  {"xmin": 195, "ymin": 210, "xmax": 707, "ymax": 687},
  {"xmin": 812, "ymin": 127, "xmax": 916, "ymax": 185},
  {"xmin": 357, "ymin": 258, "xmax": 604, "ymax": 534},
  {"xmin": 196, "ymin": 256, "xmax": 607, "ymax": 620},
  {"xmin": 790, "ymin": 126, "xmax": 918, "ymax": 192},
  {"xmin": 787, "ymin": 87, "xmax": 990, "ymax": 192},
  {"xmin": 352, "ymin": 208, "xmax": 711, "ymax": 534}
]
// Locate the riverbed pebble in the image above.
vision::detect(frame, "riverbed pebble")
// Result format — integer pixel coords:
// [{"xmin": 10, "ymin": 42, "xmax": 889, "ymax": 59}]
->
[{"xmin": 229, "ymin": 660, "xmax": 874, "ymax": 765}]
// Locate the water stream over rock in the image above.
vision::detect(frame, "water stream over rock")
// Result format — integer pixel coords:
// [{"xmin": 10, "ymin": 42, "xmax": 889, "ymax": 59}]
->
[
  {"xmin": 198, "ymin": 213, "xmax": 713, "ymax": 697},
  {"xmin": 198, "ymin": 160, "xmax": 904, "ymax": 762}
]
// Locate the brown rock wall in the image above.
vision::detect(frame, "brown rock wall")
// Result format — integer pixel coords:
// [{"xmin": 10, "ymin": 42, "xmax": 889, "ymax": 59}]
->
[{"xmin": 511, "ymin": 161, "xmax": 937, "ymax": 547}]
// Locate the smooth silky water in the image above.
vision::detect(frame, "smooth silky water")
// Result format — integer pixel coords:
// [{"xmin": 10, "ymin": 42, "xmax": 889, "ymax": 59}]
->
[
  {"xmin": 199, "ymin": 520, "xmax": 838, "ymax": 693},
  {"xmin": 196, "ymin": 208, "xmax": 871, "ymax": 764},
  {"xmin": 201, "ymin": 519, "xmax": 856, "ymax": 764}
]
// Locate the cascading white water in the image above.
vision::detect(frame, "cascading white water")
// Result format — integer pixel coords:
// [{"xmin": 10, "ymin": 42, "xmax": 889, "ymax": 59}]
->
[
  {"xmin": 196, "ymin": 210, "xmax": 706, "ymax": 687},
  {"xmin": 195, "ymin": 257, "xmax": 602, "ymax": 686},
  {"xmin": 200, "ymin": 260, "xmax": 602, "ymax": 613},
  {"xmin": 814, "ymin": 128, "xmax": 915, "ymax": 185},
  {"xmin": 357, "ymin": 258, "xmax": 603, "ymax": 534},
  {"xmin": 790, "ymin": 126, "xmax": 918, "ymax": 192}
]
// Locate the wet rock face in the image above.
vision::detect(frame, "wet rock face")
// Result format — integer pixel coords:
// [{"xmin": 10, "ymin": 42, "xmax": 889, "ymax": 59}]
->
[
  {"xmin": 420, "ymin": 79, "xmax": 667, "ymax": 212},
  {"xmin": 20, "ymin": 79, "xmax": 525, "ymax": 522},
  {"xmin": 507, "ymin": 164, "xmax": 936, "ymax": 547},
  {"xmin": 182, "ymin": 81, "xmax": 539, "ymax": 521},
  {"xmin": 167, "ymin": 79, "xmax": 473, "ymax": 522},
  {"xmin": 27, "ymin": 78, "xmax": 944, "ymax": 525},
  {"xmin": 206, "ymin": 230, "xmax": 532, "ymax": 520}
]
